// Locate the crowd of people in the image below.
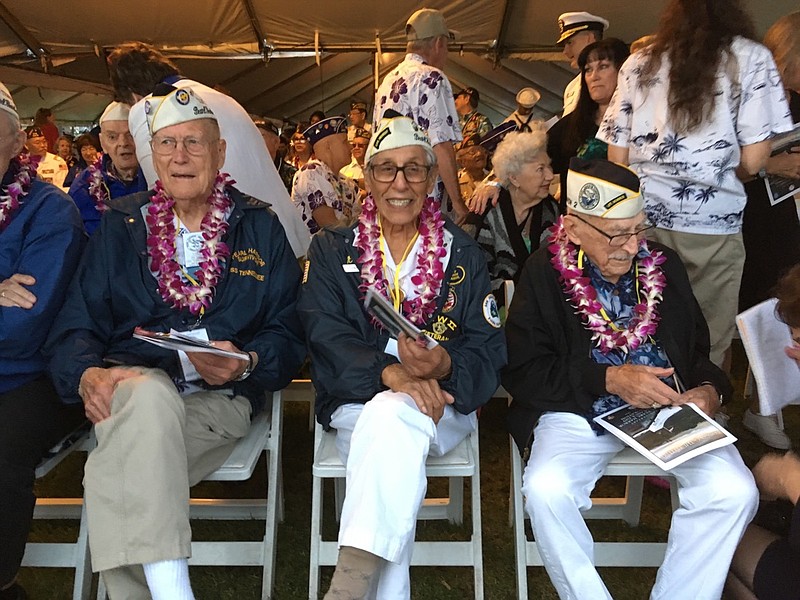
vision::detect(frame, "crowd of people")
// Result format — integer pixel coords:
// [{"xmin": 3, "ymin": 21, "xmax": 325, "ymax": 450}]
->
[{"xmin": 2, "ymin": 1, "xmax": 800, "ymax": 599}]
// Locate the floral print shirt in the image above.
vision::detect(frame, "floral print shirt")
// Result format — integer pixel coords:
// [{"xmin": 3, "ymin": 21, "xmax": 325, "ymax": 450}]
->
[
  {"xmin": 373, "ymin": 53, "xmax": 462, "ymax": 147},
  {"xmin": 598, "ymin": 37, "xmax": 793, "ymax": 234},
  {"xmin": 583, "ymin": 249, "xmax": 671, "ymax": 432},
  {"xmin": 291, "ymin": 159, "xmax": 359, "ymax": 235}
]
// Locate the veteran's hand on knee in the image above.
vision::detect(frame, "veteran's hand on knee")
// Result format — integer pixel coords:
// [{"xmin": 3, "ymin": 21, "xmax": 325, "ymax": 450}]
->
[
  {"xmin": 381, "ymin": 363, "xmax": 454, "ymax": 424},
  {"xmin": 0, "ymin": 273, "xmax": 37, "ymax": 309},
  {"xmin": 397, "ymin": 334, "xmax": 452, "ymax": 380},
  {"xmin": 187, "ymin": 340, "xmax": 251, "ymax": 386},
  {"xmin": 78, "ymin": 367, "xmax": 139, "ymax": 424},
  {"xmin": 606, "ymin": 364, "xmax": 680, "ymax": 409}
]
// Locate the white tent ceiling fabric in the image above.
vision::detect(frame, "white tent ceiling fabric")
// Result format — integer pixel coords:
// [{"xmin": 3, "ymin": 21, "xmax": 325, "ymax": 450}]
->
[{"xmin": 0, "ymin": 0, "xmax": 793, "ymax": 125}]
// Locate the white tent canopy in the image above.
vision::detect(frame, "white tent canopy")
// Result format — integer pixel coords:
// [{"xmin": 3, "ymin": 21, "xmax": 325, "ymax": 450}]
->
[{"xmin": 0, "ymin": 0, "xmax": 794, "ymax": 127}]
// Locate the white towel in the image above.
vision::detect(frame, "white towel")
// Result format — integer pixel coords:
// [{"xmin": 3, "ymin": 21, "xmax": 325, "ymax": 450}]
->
[{"xmin": 736, "ymin": 298, "xmax": 800, "ymax": 415}]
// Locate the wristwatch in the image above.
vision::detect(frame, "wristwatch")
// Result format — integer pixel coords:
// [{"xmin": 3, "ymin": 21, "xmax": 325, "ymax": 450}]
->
[
  {"xmin": 235, "ymin": 352, "xmax": 255, "ymax": 382},
  {"xmin": 699, "ymin": 381, "xmax": 723, "ymax": 406}
]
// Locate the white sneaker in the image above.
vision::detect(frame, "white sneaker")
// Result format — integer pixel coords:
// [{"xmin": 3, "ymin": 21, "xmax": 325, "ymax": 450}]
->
[{"xmin": 742, "ymin": 409, "xmax": 792, "ymax": 450}]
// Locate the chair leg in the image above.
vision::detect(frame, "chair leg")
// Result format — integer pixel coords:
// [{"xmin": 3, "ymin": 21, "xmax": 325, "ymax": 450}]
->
[
  {"xmin": 469, "ymin": 430, "xmax": 484, "ymax": 600},
  {"xmin": 620, "ymin": 476, "xmax": 645, "ymax": 527},
  {"xmin": 308, "ymin": 473, "xmax": 324, "ymax": 600},
  {"xmin": 447, "ymin": 476, "xmax": 464, "ymax": 525},
  {"xmin": 510, "ymin": 438, "xmax": 529, "ymax": 600},
  {"xmin": 262, "ymin": 401, "xmax": 283, "ymax": 600},
  {"xmin": 72, "ymin": 500, "xmax": 92, "ymax": 600}
]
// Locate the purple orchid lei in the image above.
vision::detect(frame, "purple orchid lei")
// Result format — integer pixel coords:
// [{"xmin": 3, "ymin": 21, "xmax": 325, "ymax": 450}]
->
[
  {"xmin": 86, "ymin": 152, "xmax": 109, "ymax": 215},
  {"xmin": 146, "ymin": 172, "xmax": 233, "ymax": 315},
  {"xmin": 548, "ymin": 216, "xmax": 666, "ymax": 354},
  {"xmin": 355, "ymin": 192, "xmax": 446, "ymax": 327},
  {"xmin": 0, "ymin": 153, "xmax": 39, "ymax": 232}
]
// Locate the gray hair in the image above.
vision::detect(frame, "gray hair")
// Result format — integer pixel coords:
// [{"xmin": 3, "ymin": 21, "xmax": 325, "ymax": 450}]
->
[
  {"xmin": 492, "ymin": 130, "xmax": 549, "ymax": 187},
  {"xmin": 407, "ymin": 35, "xmax": 443, "ymax": 56}
]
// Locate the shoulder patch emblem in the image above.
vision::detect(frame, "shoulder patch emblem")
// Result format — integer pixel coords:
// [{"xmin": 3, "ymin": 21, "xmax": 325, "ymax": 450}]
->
[{"xmin": 482, "ymin": 294, "xmax": 502, "ymax": 328}]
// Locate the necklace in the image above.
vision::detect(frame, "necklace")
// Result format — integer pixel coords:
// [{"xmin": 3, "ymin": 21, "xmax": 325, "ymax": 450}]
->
[
  {"xmin": 86, "ymin": 153, "xmax": 109, "ymax": 215},
  {"xmin": 0, "ymin": 154, "xmax": 39, "ymax": 233},
  {"xmin": 146, "ymin": 172, "xmax": 233, "ymax": 315},
  {"xmin": 355, "ymin": 193, "xmax": 446, "ymax": 327},
  {"xmin": 548, "ymin": 216, "xmax": 666, "ymax": 354}
]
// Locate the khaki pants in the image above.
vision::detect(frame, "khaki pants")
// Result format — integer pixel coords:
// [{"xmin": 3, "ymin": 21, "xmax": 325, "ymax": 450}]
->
[
  {"xmin": 84, "ymin": 368, "xmax": 251, "ymax": 599},
  {"xmin": 648, "ymin": 228, "xmax": 744, "ymax": 368}
]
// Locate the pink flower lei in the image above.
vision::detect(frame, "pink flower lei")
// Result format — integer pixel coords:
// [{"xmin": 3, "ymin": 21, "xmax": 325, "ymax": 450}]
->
[
  {"xmin": 86, "ymin": 152, "xmax": 109, "ymax": 214},
  {"xmin": 355, "ymin": 193, "xmax": 447, "ymax": 327},
  {"xmin": 0, "ymin": 153, "xmax": 39, "ymax": 233},
  {"xmin": 146, "ymin": 172, "xmax": 233, "ymax": 315},
  {"xmin": 548, "ymin": 216, "xmax": 666, "ymax": 354}
]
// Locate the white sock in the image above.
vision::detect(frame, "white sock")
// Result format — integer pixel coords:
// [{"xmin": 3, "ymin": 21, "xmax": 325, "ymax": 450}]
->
[{"xmin": 142, "ymin": 559, "xmax": 195, "ymax": 600}]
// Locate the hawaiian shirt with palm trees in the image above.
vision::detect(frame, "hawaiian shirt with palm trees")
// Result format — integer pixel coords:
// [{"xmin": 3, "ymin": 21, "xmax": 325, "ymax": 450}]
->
[{"xmin": 598, "ymin": 37, "xmax": 792, "ymax": 235}]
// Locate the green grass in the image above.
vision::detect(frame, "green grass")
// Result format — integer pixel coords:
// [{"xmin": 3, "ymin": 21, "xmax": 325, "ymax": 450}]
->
[{"xmin": 22, "ymin": 341, "xmax": 799, "ymax": 599}]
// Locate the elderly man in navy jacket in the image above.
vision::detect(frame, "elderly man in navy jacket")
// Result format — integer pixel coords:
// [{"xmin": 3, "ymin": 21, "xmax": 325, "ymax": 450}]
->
[
  {"xmin": 46, "ymin": 85, "xmax": 305, "ymax": 600},
  {"xmin": 0, "ymin": 82, "xmax": 85, "ymax": 600}
]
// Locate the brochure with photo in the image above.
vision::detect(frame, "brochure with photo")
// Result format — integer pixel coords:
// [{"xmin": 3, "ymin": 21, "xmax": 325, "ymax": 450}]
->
[
  {"xmin": 132, "ymin": 327, "xmax": 249, "ymax": 361},
  {"xmin": 363, "ymin": 289, "xmax": 437, "ymax": 350},
  {"xmin": 593, "ymin": 402, "xmax": 737, "ymax": 471}
]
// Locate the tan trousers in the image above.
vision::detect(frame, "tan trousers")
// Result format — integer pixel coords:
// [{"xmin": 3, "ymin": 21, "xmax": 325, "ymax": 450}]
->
[
  {"xmin": 648, "ymin": 228, "xmax": 745, "ymax": 368},
  {"xmin": 84, "ymin": 368, "xmax": 251, "ymax": 600}
]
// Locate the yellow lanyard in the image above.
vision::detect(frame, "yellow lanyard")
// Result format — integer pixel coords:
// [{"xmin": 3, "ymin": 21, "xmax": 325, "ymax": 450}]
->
[
  {"xmin": 577, "ymin": 249, "xmax": 640, "ymax": 333},
  {"xmin": 378, "ymin": 220, "xmax": 419, "ymax": 312},
  {"xmin": 175, "ymin": 213, "xmax": 206, "ymax": 318}
]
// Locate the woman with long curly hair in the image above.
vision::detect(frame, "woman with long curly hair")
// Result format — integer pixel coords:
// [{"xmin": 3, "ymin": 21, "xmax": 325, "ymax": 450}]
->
[{"xmin": 599, "ymin": 0, "xmax": 793, "ymax": 372}]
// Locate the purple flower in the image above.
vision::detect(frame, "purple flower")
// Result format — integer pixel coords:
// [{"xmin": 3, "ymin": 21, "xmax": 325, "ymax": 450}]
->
[
  {"xmin": 390, "ymin": 78, "xmax": 408, "ymax": 102},
  {"xmin": 422, "ymin": 71, "xmax": 442, "ymax": 89}
]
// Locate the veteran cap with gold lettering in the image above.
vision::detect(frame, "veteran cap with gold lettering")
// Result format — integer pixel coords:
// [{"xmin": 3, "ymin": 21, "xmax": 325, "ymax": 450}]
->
[
  {"xmin": 144, "ymin": 84, "xmax": 216, "ymax": 135},
  {"xmin": 365, "ymin": 109, "xmax": 433, "ymax": 164},
  {"xmin": 566, "ymin": 157, "xmax": 643, "ymax": 219}
]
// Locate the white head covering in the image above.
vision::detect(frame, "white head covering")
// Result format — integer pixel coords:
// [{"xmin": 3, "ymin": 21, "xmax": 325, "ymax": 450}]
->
[
  {"xmin": 0, "ymin": 82, "xmax": 18, "ymax": 123},
  {"xmin": 566, "ymin": 158, "xmax": 643, "ymax": 219},
  {"xmin": 99, "ymin": 101, "xmax": 130, "ymax": 124},
  {"xmin": 144, "ymin": 84, "xmax": 216, "ymax": 135},
  {"xmin": 556, "ymin": 11, "xmax": 610, "ymax": 45},
  {"xmin": 365, "ymin": 110, "xmax": 433, "ymax": 164},
  {"xmin": 515, "ymin": 87, "xmax": 541, "ymax": 109}
]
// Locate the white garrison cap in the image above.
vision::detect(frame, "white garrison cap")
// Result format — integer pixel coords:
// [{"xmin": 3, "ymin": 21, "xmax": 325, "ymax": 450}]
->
[
  {"xmin": 99, "ymin": 101, "xmax": 130, "ymax": 124},
  {"xmin": 515, "ymin": 87, "xmax": 541, "ymax": 109},
  {"xmin": 566, "ymin": 158, "xmax": 643, "ymax": 219},
  {"xmin": 365, "ymin": 110, "xmax": 433, "ymax": 164},
  {"xmin": 0, "ymin": 82, "xmax": 18, "ymax": 121},
  {"xmin": 144, "ymin": 84, "xmax": 216, "ymax": 135}
]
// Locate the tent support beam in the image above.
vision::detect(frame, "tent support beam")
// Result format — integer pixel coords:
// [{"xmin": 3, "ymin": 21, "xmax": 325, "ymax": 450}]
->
[
  {"xmin": 0, "ymin": 2, "xmax": 52, "ymax": 71},
  {"xmin": 239, "ymin": 0, "xmax": 267, "ymax": 56},
  {"xmin": 492, "ymin": 0, "xmax": 515, "ymax": 65},
  {"xmin": 241, "ymin": 55, "xmax": 334, "ymax": 106}
]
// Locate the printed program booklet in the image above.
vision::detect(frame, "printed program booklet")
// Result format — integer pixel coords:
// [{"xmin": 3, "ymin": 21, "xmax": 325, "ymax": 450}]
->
[
  {"xmin": 593, "ymin": 403, "xmax": 737, "ymax": 471},
  {"xmin": 765, "ymin": 124, "xmax": 800, "ymax": 206},
  {"xmin": 363, "ymin": 289, "xmax": 437, "ymax": 350},
  {"xmin": 132, "ymin": 327, "xmax": 250, "ymax": 360}
]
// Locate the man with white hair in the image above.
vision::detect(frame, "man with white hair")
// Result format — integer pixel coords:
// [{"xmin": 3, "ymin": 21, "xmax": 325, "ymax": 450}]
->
[
  {"xmin": 46, "ymin": 84, "xmax": 305, "ymax": 600},
  {"xmin": 0, "ymin": 82, "xmax": 85, "ymax": 600},
  {"xmin": 557, "ymin": 11, "xmax": 609, "ymax": 115},
  {"xmin": 373, "ymin": 8, "xmax": 467, "ymax": 222},
  {"xmin": 503, "ymin": 157, "xmax": 758, "ymax": 599},
  {"xmin": 68, "ymin": 101, "xmax": 147, "ymax": 235},
  {"xmin": 106, "ymin": 42, "xmax": 309, "ymax": 258}
]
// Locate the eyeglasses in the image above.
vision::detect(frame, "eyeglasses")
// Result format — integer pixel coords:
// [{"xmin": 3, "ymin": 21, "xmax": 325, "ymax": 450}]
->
[
  {"xmin": 369, "ymin": 163, "xmax": 431, "ymax": 183},
  {"xmin": 351, "ymin": 142, "xmax": 368, "ymax": 149},
  {"xmin": 151, "ymin": 136, "xmax": 212, "ymax": 156},
  {"xmin": 572, "ymin": 213, "xmax": 654, "ymax": 247}
]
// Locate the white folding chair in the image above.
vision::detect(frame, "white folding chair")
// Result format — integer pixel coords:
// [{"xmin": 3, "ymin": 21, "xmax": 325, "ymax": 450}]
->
[
  {"xmin": 509, "ymin": 437, "xmax": 679, "ymax": 599},
  {"xmin": 308, "ymin": 421, "xmax": 484, "ymax": 599},
  {"xmin": 96, "ymin": 390, "xmax": 284, "ymax": 600},
  {"xmin": 23, "ymin": 423, "xmax": 94, "ymax": 600}
]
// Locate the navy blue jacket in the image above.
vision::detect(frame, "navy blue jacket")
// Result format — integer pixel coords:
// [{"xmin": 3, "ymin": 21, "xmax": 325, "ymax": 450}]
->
[
  {"xmin": 45, "ymin": 186, "xmax": 305, "ymax": 414},
  {"xmin": 298, "ymin": 219, "xmax": 507, "ymax": 428},
  {"xmin": 68, "ymin": 155, "xmax": 147, "ymax": 235},
  {"xmin": 503, "ymin": 243, "xmax": 732, "ymax": 453},
  {"xmin": 1, "ymin": 179, "xmax": 84, "ymax": 394}
]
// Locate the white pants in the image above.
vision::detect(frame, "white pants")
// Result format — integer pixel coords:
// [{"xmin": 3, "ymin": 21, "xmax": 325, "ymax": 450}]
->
[
  {"xmin": 329, "ymin": 391, "xmax": 476, "ymax": 600},
  {"xmin": 522, "ymin": 412, "xmax": 758, "ymax": 600}
]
